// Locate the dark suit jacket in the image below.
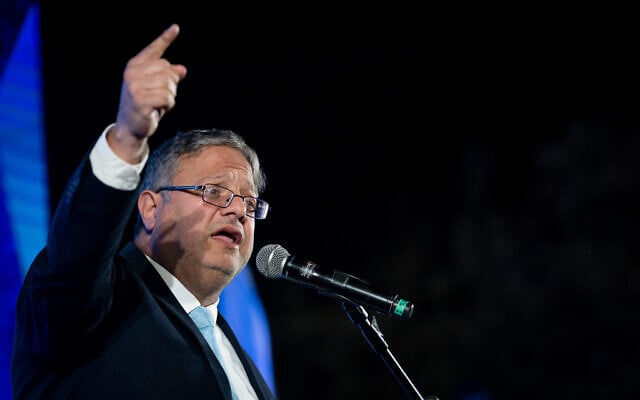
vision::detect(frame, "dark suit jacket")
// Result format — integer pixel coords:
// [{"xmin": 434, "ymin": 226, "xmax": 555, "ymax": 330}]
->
[{"xmin": 11, "ymin": 152, "xmax": 276, "ymax": 399}]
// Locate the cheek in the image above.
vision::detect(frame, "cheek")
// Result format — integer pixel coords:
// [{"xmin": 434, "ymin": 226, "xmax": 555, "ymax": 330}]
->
[
  {"xmin": 167, "ymin": 206, "xmax": 210, "ymax": 237},
  {"xmin": 241, "ymin": 223, "xmax": 255, "ymax": 252}
]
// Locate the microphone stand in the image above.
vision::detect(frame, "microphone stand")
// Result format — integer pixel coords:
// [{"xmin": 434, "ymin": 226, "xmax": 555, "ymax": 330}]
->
[{"xmin": 341, "ymin": 301, "xmax": 439, "ymax": 400}]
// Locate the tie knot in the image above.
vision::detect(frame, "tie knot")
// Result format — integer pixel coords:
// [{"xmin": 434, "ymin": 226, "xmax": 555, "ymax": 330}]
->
[{"xmin": 189, "ymin": 306, "xmax": 214, "ymax": 329}]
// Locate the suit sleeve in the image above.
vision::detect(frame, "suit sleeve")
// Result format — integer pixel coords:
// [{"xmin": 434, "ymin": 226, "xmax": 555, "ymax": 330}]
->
[{"xmin": 15, "ymin": 150, "xmax": 140, "ymax": 357}]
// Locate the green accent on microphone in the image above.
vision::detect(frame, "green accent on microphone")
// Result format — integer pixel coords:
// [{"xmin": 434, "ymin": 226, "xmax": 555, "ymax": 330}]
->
[{"xmin": 393, "ymin": 299, "xmax": 409, "ymax": 316}]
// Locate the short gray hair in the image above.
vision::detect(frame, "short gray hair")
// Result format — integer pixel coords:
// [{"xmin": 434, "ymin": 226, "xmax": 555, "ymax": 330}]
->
[{"xmin": 141, "ymin": 128, "xmax": 266, "ymax": 194}]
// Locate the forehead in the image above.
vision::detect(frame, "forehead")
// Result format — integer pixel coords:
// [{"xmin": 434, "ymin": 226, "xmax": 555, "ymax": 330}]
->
[{"xmin": 174, "ymin": 146, "xmax": 254, "ymax": 187}]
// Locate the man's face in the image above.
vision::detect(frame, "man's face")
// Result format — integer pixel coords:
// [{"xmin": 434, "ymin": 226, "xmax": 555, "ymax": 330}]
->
[{"xmin": 150, "ymin": 146, "xmax": 257, "ymax": 293}]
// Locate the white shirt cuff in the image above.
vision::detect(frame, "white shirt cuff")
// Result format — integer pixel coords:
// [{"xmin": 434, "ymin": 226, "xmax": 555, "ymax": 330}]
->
[{"xmin": 89, "ymin": 124, "xmax": 149, "ymax": 191}]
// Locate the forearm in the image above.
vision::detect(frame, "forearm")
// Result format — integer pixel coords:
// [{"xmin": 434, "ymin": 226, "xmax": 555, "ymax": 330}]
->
[
  {"xmin": 44, "ymin": 157, "xmax": 137, "ymax": 291},
  {"xmin": 16, "ymin": 154, "xmax": 138, "ymax": 356}
]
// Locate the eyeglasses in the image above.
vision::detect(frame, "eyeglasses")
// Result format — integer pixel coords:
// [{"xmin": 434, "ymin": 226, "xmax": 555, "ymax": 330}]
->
[{"xmin": 156, "ymin": 184, "xmax": 270, "ymax": 220}]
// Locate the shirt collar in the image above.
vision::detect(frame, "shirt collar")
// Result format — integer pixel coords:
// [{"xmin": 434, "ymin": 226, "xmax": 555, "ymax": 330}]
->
[{"xmin": 146, "ymin": 255, "xmax": 219, "ymax": 324}]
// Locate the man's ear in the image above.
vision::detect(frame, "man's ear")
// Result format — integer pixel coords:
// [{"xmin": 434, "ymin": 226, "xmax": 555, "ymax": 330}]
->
[{"xmin": 138, "ymin": 190, "xmax": 159, "ymax": 231}]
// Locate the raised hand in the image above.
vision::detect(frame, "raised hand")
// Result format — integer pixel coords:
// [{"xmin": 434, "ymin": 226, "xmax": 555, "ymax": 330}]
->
[{"xmin": 109, "ymin": 24, "xmax": 188, "ymax": 163}]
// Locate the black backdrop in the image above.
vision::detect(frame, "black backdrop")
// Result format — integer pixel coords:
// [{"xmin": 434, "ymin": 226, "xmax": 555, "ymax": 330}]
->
[{"xmin": 40, "ymin": 5, "xmax": 640, "ymax": 399}]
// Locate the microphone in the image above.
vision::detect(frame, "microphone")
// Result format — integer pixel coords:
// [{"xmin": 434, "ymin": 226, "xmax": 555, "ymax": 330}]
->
[{"xmin": 255, "ymin": 244, "xmax": 414, "ymax": 319}]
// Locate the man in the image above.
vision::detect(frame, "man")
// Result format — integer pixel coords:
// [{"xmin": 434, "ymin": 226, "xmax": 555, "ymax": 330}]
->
[{"xmin": 11, "ymin": 24, "xmax": 276, "ymax": 399}]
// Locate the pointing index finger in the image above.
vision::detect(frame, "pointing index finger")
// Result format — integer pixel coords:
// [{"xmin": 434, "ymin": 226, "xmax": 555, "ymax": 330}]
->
[{"xmin": 135, "ymin": 23, "xmax": 180, "ymax": 61}]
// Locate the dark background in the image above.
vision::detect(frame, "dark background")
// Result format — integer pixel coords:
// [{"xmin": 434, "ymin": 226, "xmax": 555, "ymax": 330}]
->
[{"xmin": 38, "ymin": 4, "xmax": 640, "ymax": 399}]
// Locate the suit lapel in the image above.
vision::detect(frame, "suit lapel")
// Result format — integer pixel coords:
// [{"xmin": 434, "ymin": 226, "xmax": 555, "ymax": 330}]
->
[
  {"xmin": 118, "ymin": 243, "xmax": 234, "ymax": 399},
  {"xmin": 217, "ymin": 313, "xmax": 272, "ymax": 398}
]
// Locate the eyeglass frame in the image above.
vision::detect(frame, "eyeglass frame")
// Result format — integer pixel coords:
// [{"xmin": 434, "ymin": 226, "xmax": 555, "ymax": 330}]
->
[{"xmin": 156, "ymin": 183, "xmax": 269, "ymax": 220}]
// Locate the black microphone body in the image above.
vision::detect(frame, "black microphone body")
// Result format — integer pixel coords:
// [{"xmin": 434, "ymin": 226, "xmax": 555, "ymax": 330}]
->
[{"xmin": 256, "ymin": 244, "xmax": 414, "ymax": 319}]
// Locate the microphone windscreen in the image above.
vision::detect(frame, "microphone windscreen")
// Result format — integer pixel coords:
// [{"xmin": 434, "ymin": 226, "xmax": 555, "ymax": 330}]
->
[{"xmin": 256, "ymin": 244, "xmax": 290, "ymax": 278}]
